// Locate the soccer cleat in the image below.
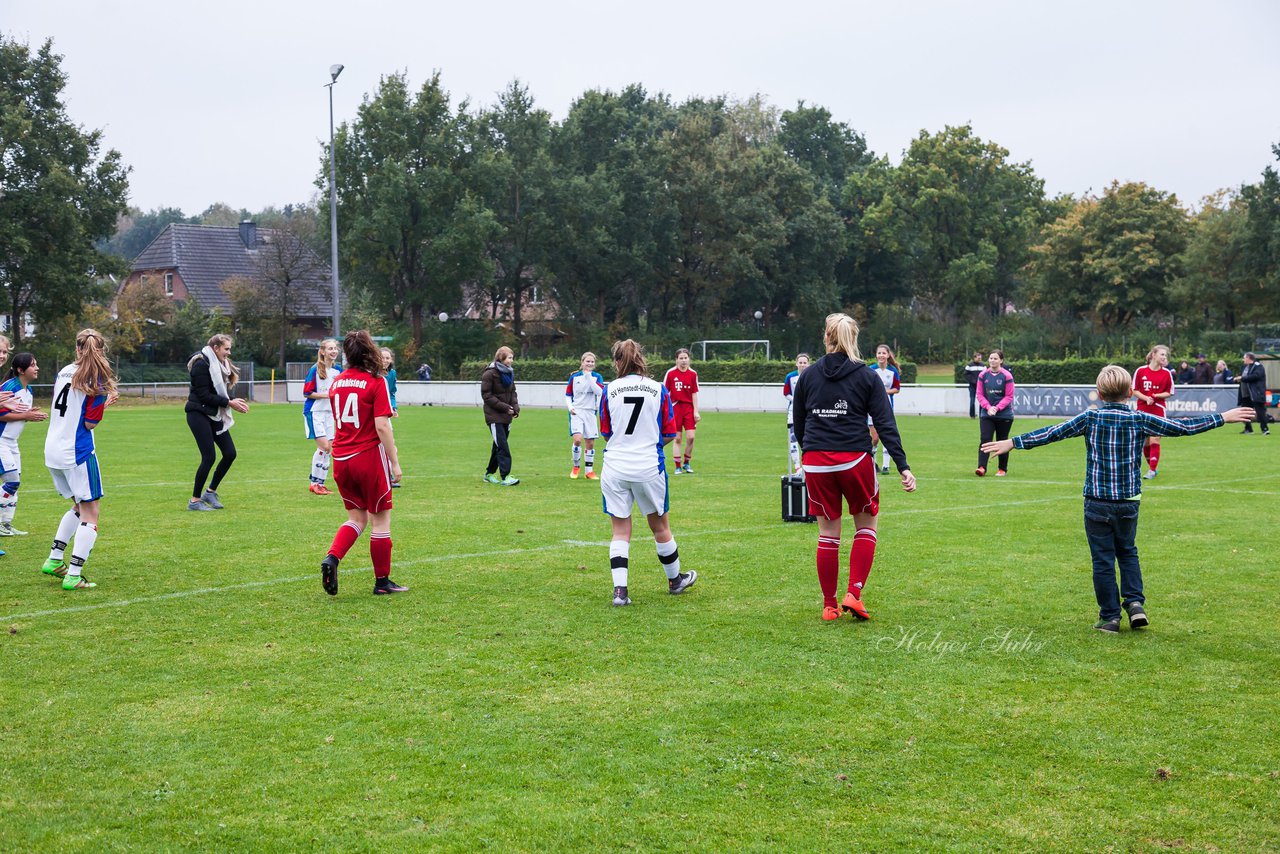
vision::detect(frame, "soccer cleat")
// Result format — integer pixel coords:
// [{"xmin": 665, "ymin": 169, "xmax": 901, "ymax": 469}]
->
[
  {"xmin": 391, "ymin": 481, "xmax": 402, "ymax": 488},
  {"xmin": 975, "ymin": 467, "xmax": 986, "ymax": 477},
  {"xmin": 1125, "ymin": 602, "xmax": 1149, "ymax": 629},
  {"xmin": 682, "ymin": 465, "xmax": 695, "ymax": 475},
  {"xmin": 187, "ymin": 499, "xmax": 214, "ymax": 511},
  {"xmin": 995, "ymin": 469, "xmax": 1007, "ymax": 477},
  {"xmin": 672, "ymin": 466, "xmax": 683, "ymax": 475},
  {"xmin": 585, "ymin": 470, "xmax": 598, "ymax": 480},
  {"xmin": 62, "ymin": 574, "xmax": 96, "ymax": 590},
  {"xmin": 41, "ymin": 558, "xmax": 68, "ymax": 578},
  {"xmin": 668, "ymin": 570, "xmax": 698, "ymax": 594},
  {"xmin": 822, "ymin": 604, "xmax": 840, "ymax": 622},
  {"xmin": 1143, "ymin": 470, "xmax": 1157, "ymax": 480},
  {"xmin": 1093, "ymin": 618, "xmax": 1121, "ymax": 633},
  {"xmin": 321, "ymin": 554, "xmax": 340, "ymax": 596},
  {"xmin": 484, "ymin": 473, "xmax": 501, "ymax": 484},
  {"xmin": 0, "ymin": 522, "xmax": 24, "ymax": 536},
  {"xmin": 612, "ymin": 585, "xmax": 631, "ymax": 606},
  {"xmin": 498, "ymin": 475, "xmax": 520, "ymax": 486},
  {"xmin": 309, "ymin": 482, "xmax": 332, "ymax": 495},
  {"xmin": 841, "ymin": 591, "xmax": 871, "ymax": 620},
  {"xmin": 373, "ymin": 578, "xmax": 409, "ymax": 595},
  {"xmin": 880, "ymin": 465, "xmax": 891, "ymax": 475},
  {"xmin": 570, "ymin": 466, "xmax": 580, "ymax": 479},
  {"xmin": 200, "ymin": 491, "xmax": 224, "ymax": 509}
]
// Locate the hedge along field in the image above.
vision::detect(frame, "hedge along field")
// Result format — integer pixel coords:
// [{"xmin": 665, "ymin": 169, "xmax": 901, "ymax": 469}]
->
[
  {"xmin": 0, "ymin": 403, "xmax": 1276, "ymax": 850},
  {"xmin": 953, "ymin": 356, "xmax": 1254, "ymax": 384},
  {"xmin": 463, "ymin": 357, "xmax": 919, "ymax": 384}
]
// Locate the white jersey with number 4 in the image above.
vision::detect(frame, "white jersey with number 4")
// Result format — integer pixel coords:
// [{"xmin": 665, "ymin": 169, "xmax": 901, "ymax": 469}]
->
[
  {"xmin": 45, "ymin": 363, "xmax": 107, "ymax": 469},
  {"xmin": 600, "ymin": 375, "xmax": 677, "ymax": 479}
]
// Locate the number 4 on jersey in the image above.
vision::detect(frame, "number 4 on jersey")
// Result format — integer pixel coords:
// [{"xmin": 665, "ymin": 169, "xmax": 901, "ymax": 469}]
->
[
  {"xmin": 338, "ymin": 391, "xmax": 360, "ymax": 429},
  {"xmin": 54, "ymin": 383, "xmax": 70, "ymax": 417}
]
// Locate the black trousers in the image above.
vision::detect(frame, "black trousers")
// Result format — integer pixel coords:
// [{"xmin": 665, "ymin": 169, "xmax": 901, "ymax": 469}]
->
[
  {"xmin": 487, "ymin": 422, "xmax": 512, "ymax": 478},
  {"xmin": 978, "ymin": 416, "xmax": 1012, "ymax": 471},
  {"xmin": 968, "ymin": 385, "xmax": 979, "ymax": 418},
  {"xmin": 187, "ymin": 410, "xmax": 237, "ymax": 497},
  {"xmin": 1241, "ymin": 400, "xmax": 1268, "ymax": 433}
]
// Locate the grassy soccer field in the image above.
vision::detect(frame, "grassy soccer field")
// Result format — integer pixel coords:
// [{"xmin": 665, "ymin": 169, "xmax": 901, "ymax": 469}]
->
[{"xmin": 1, "ymin": 402, "xmax": 1276, "ymax": 851}]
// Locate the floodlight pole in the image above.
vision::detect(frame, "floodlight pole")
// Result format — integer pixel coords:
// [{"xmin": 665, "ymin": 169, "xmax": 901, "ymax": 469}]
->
[{"xmin": 326, "ymin": 64, "xmax": 344, "ymax": 338}]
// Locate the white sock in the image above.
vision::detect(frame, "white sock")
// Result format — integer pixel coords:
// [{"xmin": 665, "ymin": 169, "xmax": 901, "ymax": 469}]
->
[
  {"xmin": 609, "ymin": 540, "xmax": 630, "ymax": 587},
  {"xmin": 789, "ymin": 439, "xmax": 801, "ymax": 472},
  {"xmin": 311, "ymin": 450, "xmax": 329, "ymax": 483},
  {"xmin": 50, "ymin": 509, "xmax": 79, "ymax": 559},
  {"xmin": 0, "ymin": 483, "xmax": 16, "ymax": 524},
  {"xmin": 67, "ymin": 522, "xmax": 98, "ymax": 577},
  {"xmin": 882, "ymin": 446, "xmax": 890, "ymax": 468},
  {"xmin": 572, "ymin": 445, "xmax": 582, "ymax": 466},
  {"xmin": 656, "ymin": 537, "xmax": 680, "ymax": 580},
  {"xmin": 585, "ymin": 448, "xmax": 595, "ymax": 469}
]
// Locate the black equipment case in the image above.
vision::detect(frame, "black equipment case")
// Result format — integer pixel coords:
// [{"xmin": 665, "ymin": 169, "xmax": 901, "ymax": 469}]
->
[{"xmin": 781, "ymin": 474, "xmax": 816, "ymax": 523}]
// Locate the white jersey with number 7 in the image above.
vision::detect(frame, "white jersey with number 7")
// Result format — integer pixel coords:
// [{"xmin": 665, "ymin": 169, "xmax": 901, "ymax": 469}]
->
[{"xmin": 600, "ymin": 375, "xmax": 677, "ymax": 479}]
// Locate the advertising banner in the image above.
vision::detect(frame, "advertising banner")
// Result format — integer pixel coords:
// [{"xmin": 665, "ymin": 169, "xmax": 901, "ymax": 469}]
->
[{"xmin": 1013, "ymin": 386, "xmax": 1239, "ymax": 418}]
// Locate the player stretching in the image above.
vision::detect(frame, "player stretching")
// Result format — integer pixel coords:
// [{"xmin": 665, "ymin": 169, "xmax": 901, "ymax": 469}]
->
[
  {"xmin": 1132, "ymin": 345, "xmax": 1174, "ymax": 479},
  {"xmin": 42, "ymin": 329, "xmax": 116, "ymax": 590},
  {"xmin": 320, "ymin": 330, "xmax": 406, "ymax": 596},
  {"xmin": 565, "ymin": 352, "xmax": 605, "ymax": 479},
  {"xmin": 663, "ymin": 348, "xmax": 700, "ymax": 474},
  {"xmin": 600, "ymin": 339, "xmax": 697, "ymax": 606},
  {"xmin": 303, "ymin": 338, "xmax": 341, "ymax": 495},
  {"xmin": 0, "ymin": 354, "xmax": 48, "ymax": 536},
  {"xmin": 783, "ymin": 353, "xmax": 810, "ymax": 475}
]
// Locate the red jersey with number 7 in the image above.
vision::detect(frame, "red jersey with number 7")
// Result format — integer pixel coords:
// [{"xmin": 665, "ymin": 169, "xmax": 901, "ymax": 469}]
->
[{"xmin": 328, "ymin": 369, "xmax": 392, "ymax": 457}]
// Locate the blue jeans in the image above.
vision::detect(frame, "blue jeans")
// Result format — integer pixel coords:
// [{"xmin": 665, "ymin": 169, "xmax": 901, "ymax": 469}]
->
[{"xmin": 1083, "ymin": 498, "xmax": 1144, "ymax": 620}]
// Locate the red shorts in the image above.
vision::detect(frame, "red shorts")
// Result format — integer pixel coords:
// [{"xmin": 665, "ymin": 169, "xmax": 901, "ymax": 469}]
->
[
  {"xmin": 333, "ymin": 447, "xmax": 393, "ymax": 513},
  {"xmin": 802, "ymin": 450, "xmax": 879, "ymax": 519},
  {"xmin": 673, "ymin": 402, "xmax": 697, "ymax": 431}
]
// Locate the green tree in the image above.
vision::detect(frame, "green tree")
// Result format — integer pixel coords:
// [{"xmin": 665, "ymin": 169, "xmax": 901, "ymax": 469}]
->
[
  {"xmin": 331, "ymin": 72, "xmax": 494, "ymax": 350},
  {"xmin": 1169, "ymin": 191, "xmax": 1251, "ymax": 329},
  {"xmin": 0, "ymin": 36, "xmax": 130, "ymax": 342},
  {"xmin": 100, "ymin": 206, "xmax": 197, "ymax": 261},
  {"xmin": 1236, "ymin": 143, "xmax": 1280, "ymax": 320},
  {"xmin": 1026, "ymin": 181, "xmax": 1189, "ymax": 330},
  {"xmin": 862, "ymin": 125, "xmax": 1046, "ymax": 320}
]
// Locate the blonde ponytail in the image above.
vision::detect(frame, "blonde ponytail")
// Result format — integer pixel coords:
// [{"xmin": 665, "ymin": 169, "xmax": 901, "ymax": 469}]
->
[
  {"xmin": 824, "ymin": 313, "xmax": 861, "ymax": 361},
  {"xmin": 72, "ymin": 328, "xmax": 117, "ymax": 396}
]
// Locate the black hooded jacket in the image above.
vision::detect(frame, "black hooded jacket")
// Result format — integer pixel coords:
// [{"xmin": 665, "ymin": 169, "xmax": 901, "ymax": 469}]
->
[{"xmin": 791, "ymin": 352, "xmax": 910, "ymax": 472}]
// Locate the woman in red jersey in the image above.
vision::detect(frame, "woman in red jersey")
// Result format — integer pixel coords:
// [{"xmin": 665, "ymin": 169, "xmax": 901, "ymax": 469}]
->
[
  {"xmin": 663, "ymin": 348, "xmax": 700, "ymax": 474},
  {"xmin": 319, "ymin": 330, "xmax": 406, "ymax": 597},
  {"xmin": 1131, "ymin": 344, "xmax": 1174, "ymax": 479},
  {"xmin": 792, "ymin": 313, "xmax": 916, "ymax": 622}
]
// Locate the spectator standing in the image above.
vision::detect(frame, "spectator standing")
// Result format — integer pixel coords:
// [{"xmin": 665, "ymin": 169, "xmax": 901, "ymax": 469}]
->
[
  {"xmin": 963, "ymin": 352, "xmax": 984, "ymax": 418},
  {"xmin": 1237, "ymin": 353, "xmax": 1269, "ymax": 435},
  {"xmin": 1175, "ymin": 361, "xmax": 1195, "ymax": 384},
  {"xmin": 1192, "ymin": 354, "xmax": 1214, "ymax": 385},
  {"xmin": 1214, "ymin": 360, "xmax": 1233, "ymax": 384},
  {"xmin": 975, "ymin": 350, "xmax": 1015, "ymax": 477},
  {"xmin": 481, "ymin": 347, "xmax": 520, "ymax": 485}
]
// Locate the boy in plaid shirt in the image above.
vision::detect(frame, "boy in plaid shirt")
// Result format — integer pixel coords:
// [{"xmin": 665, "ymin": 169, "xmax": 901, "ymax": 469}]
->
[{"xmin": 982, "ymin": 365, "xmax": 1256, "ymax": 633}]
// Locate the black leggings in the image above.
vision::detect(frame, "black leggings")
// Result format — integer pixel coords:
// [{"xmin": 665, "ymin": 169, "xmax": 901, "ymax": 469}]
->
[
  {"xmin": 978, "ymin": 417, "xmax": 1012, "ymax": 471},
  {"xmin": 187, "ymin": 410, "xmax": 237, "ymax": 497},
  {"xmin": 486, "ymin": 422, "xmax": 512, "ymax": 478}
]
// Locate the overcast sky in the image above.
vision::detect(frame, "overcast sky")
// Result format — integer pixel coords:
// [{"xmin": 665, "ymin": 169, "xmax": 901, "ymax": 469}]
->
[{"xmin": 6, "ymin": 0, "xmax": 1279, "ymax": 215}]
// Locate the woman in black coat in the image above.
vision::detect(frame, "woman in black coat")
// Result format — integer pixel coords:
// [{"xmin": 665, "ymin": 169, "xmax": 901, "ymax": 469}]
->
[{"xmin": 186, "ymin": 334, "xmax": 250, "ymax": 510}]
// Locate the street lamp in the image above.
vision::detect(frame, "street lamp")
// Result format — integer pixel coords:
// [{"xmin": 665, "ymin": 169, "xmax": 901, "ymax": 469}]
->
[
  {"xmin": 753, "ymin": 309, "xmax": 764, "ymax": 335},
  {"xmin": 326, "ymin": 63, "xmax": 344, "ymax": 337}
]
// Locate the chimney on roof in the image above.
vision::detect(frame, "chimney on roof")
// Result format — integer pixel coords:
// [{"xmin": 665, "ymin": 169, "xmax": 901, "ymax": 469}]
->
[{"xmin": 239, "ymin": 220, "xmax": 257, "ymax": 249}]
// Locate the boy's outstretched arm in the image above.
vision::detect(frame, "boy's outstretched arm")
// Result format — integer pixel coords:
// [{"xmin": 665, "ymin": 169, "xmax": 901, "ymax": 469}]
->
[{"xmin": 983, "ymin": 411, "xmax": 1091, "ymax": 458}]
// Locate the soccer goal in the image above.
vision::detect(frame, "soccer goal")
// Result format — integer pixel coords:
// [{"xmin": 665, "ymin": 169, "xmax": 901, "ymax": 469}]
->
[{"xmin": 690, "ymin": 339, "xmax": 771, "ymax": 360}]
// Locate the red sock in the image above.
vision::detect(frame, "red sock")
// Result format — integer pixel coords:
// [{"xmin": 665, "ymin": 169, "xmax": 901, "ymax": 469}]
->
[
  {"xmin": 370, "ymin": 531, "xmax": 392, "ymax": 579},
  {"xmin": 328, "ymin": 521, "xmax": 362, "ymax": 560},
  {"xmin": 817, "ymin": 536, "xmax": 840, "ymax": 607},
  {"xmin": 1149, "ymin": 444, "xmax": 1160, "ymax": 471},
  {"xmin": 849, "ymin": 528, "xmax": 878, "ymax": 596}
]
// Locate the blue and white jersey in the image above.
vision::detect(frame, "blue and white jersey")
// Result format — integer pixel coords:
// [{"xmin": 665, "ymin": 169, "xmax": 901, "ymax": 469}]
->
[
  {"xmin": 872, "ymin": 364, "xmax": 901, "ymax": 408},
  {"xmin": 600, "ymin": 375, "xmax": 677, "ymax": 479},
  {"xmin": 0, "ymin": 377, "xmax": 32, "ymax": 448},
  {"xmin": 302, "ymin": 364, "xmax": 338, "ymax": 416},
  {"xmin": 44, "ymin": 363, "xmax": 106, "ymax": 469},
  {"xmin": 783, "ymin": 370, "xmax": 800, "ymax": 425},
  {"xmin": 565, "ymin": 370, "xmax": 605, "ymax": 413}
]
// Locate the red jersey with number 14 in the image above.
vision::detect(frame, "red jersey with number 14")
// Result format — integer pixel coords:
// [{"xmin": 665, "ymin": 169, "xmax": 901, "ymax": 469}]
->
[
  {"xmin": 1133, "ymin": 365, "xmax": 1173, "ymax": 416},
  {"xmin": 329, "ymin": 369, "xmax": 392, "ymax": 456}
]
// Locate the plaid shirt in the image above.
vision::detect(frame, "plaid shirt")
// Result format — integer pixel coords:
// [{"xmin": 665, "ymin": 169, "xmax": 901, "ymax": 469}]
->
[{"xmin": 1012, "ymin": 403, "xmax": 1225, "ymax": 500}]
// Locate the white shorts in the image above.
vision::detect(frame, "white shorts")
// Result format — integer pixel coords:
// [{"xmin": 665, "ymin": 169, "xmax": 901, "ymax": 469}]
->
[
  {"xmin": 569, "ymin": 411, "xmax": 599, "ymax": 439},
  {"xmin": 305, "ymin": 409, "xmax": 335, "ymax": 440},
  {"xmin": 600, "ymin": 469, "xmax": 669, "ymax": 518},
  {"xmin": 0, "ymin": 444, "xmax": 19, "ymax": 478},
  {"xmin": 48, "ymin": 456, "xmax": 104, "ymax": 502}
]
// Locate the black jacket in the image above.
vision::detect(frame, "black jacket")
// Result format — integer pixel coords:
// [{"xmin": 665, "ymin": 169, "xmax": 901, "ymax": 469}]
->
[
  {"xmin": 792, "ymin": 352, "xmax": 909, "ymax": 472},
  {"xmin": 185, "ymin": 355, "xmax": 231, "ymax": 417},
  {"xmin": 1238, "ymin": 361, "xmax": 1267, "ymax": 403},
  {"xmin": 480, "ymin": 365, "xmax": 520, "ymax": 424},
  {"xmin": 1193, "ymin": 362, "xmax": 1214, "ymax": 385}
]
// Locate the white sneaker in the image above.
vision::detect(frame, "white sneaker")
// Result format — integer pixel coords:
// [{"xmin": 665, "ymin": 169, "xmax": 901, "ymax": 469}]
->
[
  {"xmin": 0, "ymin": 522, "xmax": 23, "ymax": 536},
  {"xmin": 1143, "ymin": 470, "xmax": 1157, "ymax": 480}
]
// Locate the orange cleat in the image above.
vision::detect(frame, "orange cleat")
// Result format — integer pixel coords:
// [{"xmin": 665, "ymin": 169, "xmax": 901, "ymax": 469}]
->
[
  {"xmin": 309, "ymin": 483, "xmax": 332, "ymax": 495},
  {"xmin": 570, "ymin": 466, "xmax": 580, "ymax": 479},
  {"xmin": 822, "ymin": 605, "xmax": 840, "ymax": 622},
  {"xmin": 974, "ymin": 467, "xmax": 986, "ymax": 477},
  {"xmin": 841, "ymin": 591, "xmax": 871, "ymax": 620},
  {"xmin": 584, "ymin": 470, "xmax": 598, "ymax": 480},
  {"xmin": 995, "ymin": 469, "xmax": 1007, "ymax": 477}
]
